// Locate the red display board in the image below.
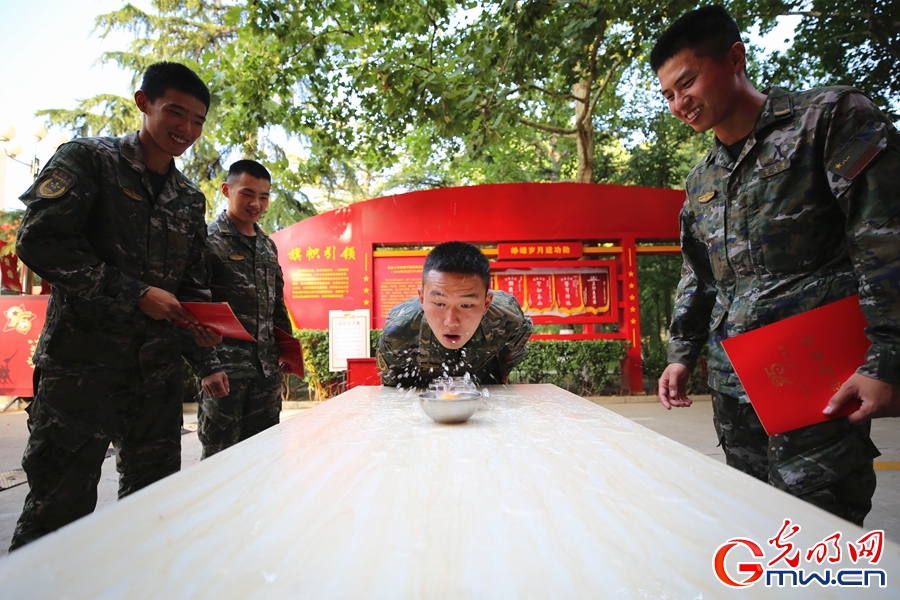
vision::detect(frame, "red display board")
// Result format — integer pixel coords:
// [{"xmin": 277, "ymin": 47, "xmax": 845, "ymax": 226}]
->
[
  {"xmin": 0, "ymin": 295, "xmax": 48, "ymax": 397},
  {"xmin": 373, "ymin": 256, "xmax": 425, "ymax": 328}
]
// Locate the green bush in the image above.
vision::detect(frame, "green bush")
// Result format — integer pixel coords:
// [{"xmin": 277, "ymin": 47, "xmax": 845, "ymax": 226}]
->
[{"xmin": 508, "ymin": 339, "xmax": 629, "ymax": 395}]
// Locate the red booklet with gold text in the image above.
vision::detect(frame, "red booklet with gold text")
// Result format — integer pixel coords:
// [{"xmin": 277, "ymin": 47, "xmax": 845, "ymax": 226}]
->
[
  {"xmin": 720, "ymin": 295, "xmax": 868, "ymax": 436},
  {"xmin": 275, "ymin": 327, "xmax": 304, "ymax": 377},
  {"xmin": 178, "ymin": 302, "xmax": 256, "ymax": 342}
]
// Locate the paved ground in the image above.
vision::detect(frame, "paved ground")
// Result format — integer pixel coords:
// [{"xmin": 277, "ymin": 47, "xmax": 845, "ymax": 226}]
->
[{"xmin": 1, "ymin": 395, "xmax": 898, "ymax": 559}]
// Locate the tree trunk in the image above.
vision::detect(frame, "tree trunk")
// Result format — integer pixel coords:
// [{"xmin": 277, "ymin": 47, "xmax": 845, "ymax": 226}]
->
[{"xmin": 573, "ymin": 79, "xmax": 594, "ymax": 183}]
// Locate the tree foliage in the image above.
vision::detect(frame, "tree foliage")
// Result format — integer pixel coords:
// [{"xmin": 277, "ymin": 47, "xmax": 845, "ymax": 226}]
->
[
  {"xmin": 748, "ymin": 0, "xmax": 899, "ymax": 116},
  {"xmin": 239, "ymin": 0, "xmax": 707, "ymax": 184},
  {"xmin": 32, "ymin": 1, "xmax": 898, "ymax": 207}
]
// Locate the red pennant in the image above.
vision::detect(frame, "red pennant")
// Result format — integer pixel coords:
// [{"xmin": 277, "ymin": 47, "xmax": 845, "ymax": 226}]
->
[
  {"xmin": 554, "ymin": 274, "xmax": 584, "ymax": 314},
  {"xmin": 525, "ymin": 274, "xmax": 554, "ymax": 312},
  {"xmin": 582, "ymin": 273, "xmax": 610, "ymax": 314}
]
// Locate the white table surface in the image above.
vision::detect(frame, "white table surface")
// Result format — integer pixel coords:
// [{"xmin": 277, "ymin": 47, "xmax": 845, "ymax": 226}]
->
[{"xmin": 0, "ymin": 384, "xmax": 897, "ymax": 599}]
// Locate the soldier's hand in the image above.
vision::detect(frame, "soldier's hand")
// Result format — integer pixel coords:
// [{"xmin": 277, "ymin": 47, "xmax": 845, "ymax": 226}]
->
[
  {"xmin": 658, "ymin": 363, "xmax": 692, "ymax": 409},
  {"xmin": 190, "ymin": 325, "xmax": 222, "ymax": 347},
  {"xmin": 202, "ymin": 371, "xmax": 230, "ymax": 398},
  {"xmin": 824, "ymin": 373, "xmax": 900, "ymax": 424},
  {"xmin": 139, "ymin": 287, "xmax": 197, "ymax": 323}
]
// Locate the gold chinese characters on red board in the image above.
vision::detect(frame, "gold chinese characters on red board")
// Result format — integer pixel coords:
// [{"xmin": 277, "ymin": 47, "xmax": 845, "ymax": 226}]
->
[
  {"xmin": 493, "ymin": 269, "xmax": 609, "ymax": 316},
  {"xmin": 497, "ymin": 242, "xmax": 583, "ymax": 260}
]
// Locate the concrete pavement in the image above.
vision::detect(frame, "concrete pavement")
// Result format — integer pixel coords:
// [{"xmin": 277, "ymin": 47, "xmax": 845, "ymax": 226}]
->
[{"xmin": 1, "ymin": 395, "xmax": 898, "ymax": 559}]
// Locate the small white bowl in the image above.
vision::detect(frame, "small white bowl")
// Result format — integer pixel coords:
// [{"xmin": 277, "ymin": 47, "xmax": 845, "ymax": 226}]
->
[{"xmin": 418, "ymin": 391, "xmax": 481, "ymax": 424}]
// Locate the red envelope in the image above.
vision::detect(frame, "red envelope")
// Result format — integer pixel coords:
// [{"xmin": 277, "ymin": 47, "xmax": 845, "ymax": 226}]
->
[
  {"xmin": 721, "ymin": 295, "xmax": 868, "ymax": 436},
  {"xmin": 178, "ymin": 302, "xmax": 256, "ymax": 342},
  {"xmin": 275, "ymin": 327, "xmax": 304, "ymax": 377}
]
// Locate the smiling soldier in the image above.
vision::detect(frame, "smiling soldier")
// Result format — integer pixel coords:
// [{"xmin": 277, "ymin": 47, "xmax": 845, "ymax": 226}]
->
[
  {"xmin": 191, "ymin": 160, "xmax": 292, "ymax": 458},
  {"xmin": 11, "ymin": 62, "xmax": 221, "ymax": 550},
  {"xmin": 652, "ymin": 6, "xmax": 900, "ymax": 526},
  {"xmin": 377, "ymin": 241, "xmax": 533, "ymax": 388}
]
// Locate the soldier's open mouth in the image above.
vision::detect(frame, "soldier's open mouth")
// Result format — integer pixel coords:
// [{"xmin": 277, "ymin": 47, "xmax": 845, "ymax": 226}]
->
[{"xmin": 443, "ymin": 334, "xmax": 461, "ymax": 344}]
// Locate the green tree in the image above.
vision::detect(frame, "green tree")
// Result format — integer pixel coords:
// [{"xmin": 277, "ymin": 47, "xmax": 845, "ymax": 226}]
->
[
  {"xmin": 241, "ymin": 0, "xmax": 711, "ymax": 184},
  {"xmin": 745, "ymin": 0, "xmax": 899, "ymax": 115}
]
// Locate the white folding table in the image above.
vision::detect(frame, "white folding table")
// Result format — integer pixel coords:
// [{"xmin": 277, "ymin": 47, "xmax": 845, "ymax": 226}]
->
[{"xmin": 0, "ymin": 384, "xmax": 896, "ymax": 598}]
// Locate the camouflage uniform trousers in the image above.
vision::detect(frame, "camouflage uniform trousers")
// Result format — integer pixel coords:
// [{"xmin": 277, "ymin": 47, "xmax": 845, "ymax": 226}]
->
[
  {"xmin": 711, "ymin": 390, "xmax": 880, "ymax": 526},
  {"xmin": 10, "ymin": 362, "xmax": 184, "ymax": 551},
  {"xmin": 198, "ymin": 372, "xmax": 281, "ymax": 459}
]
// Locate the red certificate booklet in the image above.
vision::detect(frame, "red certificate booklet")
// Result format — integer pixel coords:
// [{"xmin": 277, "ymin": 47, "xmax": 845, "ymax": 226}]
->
[
  {"xmin": 720, "ymin": 295, "xmax": 869, "ymax": 436},
  {"xmin": 275, "ymin": 327, "xmax": 305, "ymax": 377},
  {"xmin": 178, "ymin": 302, "xmax": 256, "ymax": 342}
]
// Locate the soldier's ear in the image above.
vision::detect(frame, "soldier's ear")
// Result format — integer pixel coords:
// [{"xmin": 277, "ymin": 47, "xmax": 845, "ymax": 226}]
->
[
  {"xmin": 483, "ymin": 290, "xmax": 493, "ymax": 314},
  {"xmin": 417, "ymin": 287, "xmax": 425, "ymax": 306},
  {"xmin": 134, "ymin": 90, "xmax": 149, "ymax": 114},
  {"xmin": 221, "ymin": 181, "xmax": 230, "ymax": 198}
]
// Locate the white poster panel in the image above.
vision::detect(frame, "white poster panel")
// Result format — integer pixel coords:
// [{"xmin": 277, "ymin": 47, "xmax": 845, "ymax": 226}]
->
[{"xmin": 328, "ymin": 309, "xmax": 371, "ymax": 371}]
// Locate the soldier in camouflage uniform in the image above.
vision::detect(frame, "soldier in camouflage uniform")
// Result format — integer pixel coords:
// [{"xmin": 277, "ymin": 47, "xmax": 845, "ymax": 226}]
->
[
  {"xmin": 652, "ymin": 6, "xmax": 900, "ymax": 526},
  {"xmin": 9, "ymin": 63, "xmax": 221, "ymax": 551},
  {"xmin": 194, "ymin": 160, "xmax": 292, "ymax": 458},
  {"xmin": 377, "ymin": 241, "xmax": 532, "ymax": 388}
]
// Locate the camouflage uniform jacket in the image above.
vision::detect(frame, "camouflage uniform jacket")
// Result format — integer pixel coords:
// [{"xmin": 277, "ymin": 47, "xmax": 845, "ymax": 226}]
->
[
  {"xmin": 197, "ymin": 211, "xmax": 292, "ymax": 379},
  {"xmin": 377, "ymin": 290, "xmax": 533, "ymax": 388},
  {"xmin": 668, "ymin": 86, "xmax": 900, "ymax": 398},
  {"xmin": 16, "ymin": 132, "xmax": 210, "ymax": 371}
]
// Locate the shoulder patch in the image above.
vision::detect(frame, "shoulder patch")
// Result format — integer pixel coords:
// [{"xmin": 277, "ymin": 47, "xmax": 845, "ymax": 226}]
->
[
  {"xmin": 829, "ymin": 137, "xmax": 882, "ymax": 181},
  {"xmin": 36, "ymin": 169, "xmax": 76, "ymax": 199}
]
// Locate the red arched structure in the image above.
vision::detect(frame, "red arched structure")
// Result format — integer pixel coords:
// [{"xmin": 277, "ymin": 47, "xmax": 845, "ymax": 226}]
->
[{"xmin": 272, "ymin": 182, "xmax": 684, "ymax": 393}]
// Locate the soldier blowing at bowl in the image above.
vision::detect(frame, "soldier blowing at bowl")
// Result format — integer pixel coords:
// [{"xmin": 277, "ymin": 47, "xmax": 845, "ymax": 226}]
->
[{"xmin": 377, "ymin": 241, "xmax": 533, "ymax": 389}]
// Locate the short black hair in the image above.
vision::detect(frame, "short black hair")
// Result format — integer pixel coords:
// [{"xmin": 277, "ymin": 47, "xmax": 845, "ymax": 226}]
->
[
  {"xmin": 650, "ymin": 5, "xmax": 743, "ymax": 73},
  {"xmin": 227, "ymin": 159, "xmax": 271, "ymax": 183},
  {"xmin": 422, "ymin": 241, "xmax": 491, "ymax": 292},
  {"xmin": 140, "ymin": 61, "xmax": 211, "ymax": 111}
]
